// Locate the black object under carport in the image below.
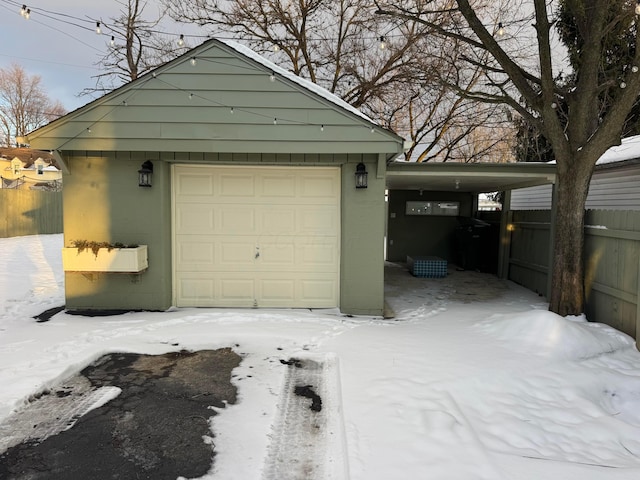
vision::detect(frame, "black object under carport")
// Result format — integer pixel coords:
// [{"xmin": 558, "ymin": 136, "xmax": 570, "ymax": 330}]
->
[{"xmin": 454, "ymin": 217, "xmax": 499, "ymax": 273}]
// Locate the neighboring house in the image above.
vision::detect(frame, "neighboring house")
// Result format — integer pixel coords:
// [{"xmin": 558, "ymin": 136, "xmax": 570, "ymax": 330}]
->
[
  {"xmin": 26, "ymin": 38, "xmax": 405, "ymax": 315},
  {"xmin": 0, "ymin": 148, "xmax": 62, "ymax": 191},
  {"xmin": 511, "ymin": 135, "xmax": 640, "ymax": 210}
]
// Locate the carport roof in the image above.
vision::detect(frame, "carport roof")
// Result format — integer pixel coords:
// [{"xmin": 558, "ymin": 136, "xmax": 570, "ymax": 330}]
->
[{"xmin": 386, "ymin": 161, "xmax": 556, "ymax": 193}]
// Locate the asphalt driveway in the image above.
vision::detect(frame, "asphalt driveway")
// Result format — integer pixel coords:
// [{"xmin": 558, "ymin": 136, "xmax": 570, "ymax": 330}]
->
[{"xmin": 0, "ymin": 348, "xmax": 241, "ymax": 480}]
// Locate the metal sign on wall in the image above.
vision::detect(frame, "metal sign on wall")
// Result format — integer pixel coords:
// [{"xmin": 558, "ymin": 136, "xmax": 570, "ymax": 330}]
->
[{"xmin": 405, "ymin": 201, "xmax": 460, "ymax": 216}]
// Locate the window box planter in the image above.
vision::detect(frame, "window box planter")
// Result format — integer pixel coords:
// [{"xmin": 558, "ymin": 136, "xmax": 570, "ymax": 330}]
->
[{"xmin": 62, "ymin": 245, "xmax": 148, "ymax": 273}]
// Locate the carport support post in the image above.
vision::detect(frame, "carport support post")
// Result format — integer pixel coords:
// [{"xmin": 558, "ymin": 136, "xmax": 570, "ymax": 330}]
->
[{"xmin": 497, "ymin": 190, "xmax": 512, "ymax": 279}]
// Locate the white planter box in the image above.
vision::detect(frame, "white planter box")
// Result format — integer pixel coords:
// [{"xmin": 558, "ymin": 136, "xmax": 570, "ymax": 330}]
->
[{"xmin": 62, "ymin": 245, "xmax": 148, "ymax": 273}]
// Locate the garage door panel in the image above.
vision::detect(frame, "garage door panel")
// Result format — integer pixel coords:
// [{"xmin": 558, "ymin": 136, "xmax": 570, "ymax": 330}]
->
[
  {"xmin": 176, "ymin": 205, "xmax": 215, "ymax": 234},
  {"xmin": 176, "ymin": 240, "xmax": 215, "ymax": 268},
  {"xmin": 300, "ymin": 242, "xmax": 337, "ymax": 267},
  {"xmin": 174, "ymin": 165, "xmax": 339, "ymax": 308},
  {"xmin": 221, "ymin": 278, "xmax": 255, "ymax": 301},
  {"xmin": 259, "ymin": 241, "xmax": 295, "ymax": 267},
  {"xmin": 259, "ymin": 279, "xmax": 296, "ymax": 302},
  {"xmin": 220, "ymin": 206, "xmax": 257, "ymax": 233},
  {"xmin": 260, "ymin": 208, "xmax": 296, "ymax": 234},
  {"xmin": 299, "ymin": 207, "xmax": 338, "ymax": 233},
  {"xmin": 175, "ymin": 173, "xmax": 214, "ymax": 197},
  {"xmin": 176, "ymin": 277, "xmax": 216, "ymax": 305},
  {"xmin": 261, "ymin": 174, "xmax": 296, "ymax": 197},
  {"xmin": 220, "ymin": 173, "xmax": 255, "ymax": 197},
  {"xmin": 300, "ymin": 174, "xmax": 339, "ymax": 198},
  {"xmin": 220, "ymin": 240, "xmax": 257, "ymax": 266},
  {"xmin": 300, "ymin": 279, "xmax": 336, "ymax": 302}
]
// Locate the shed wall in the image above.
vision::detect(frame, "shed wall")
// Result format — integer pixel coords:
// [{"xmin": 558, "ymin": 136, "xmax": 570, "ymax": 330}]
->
[{"xmin": 386, "ymin": 190, "xmax": 475, "ymax": 264}]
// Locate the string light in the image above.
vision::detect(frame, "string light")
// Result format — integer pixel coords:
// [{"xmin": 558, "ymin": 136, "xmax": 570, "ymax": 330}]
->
[
  {"xmin": 110, "ymin": 36, "xmax": 115, "ymax": 47},
  {"xmin": 379, "ymin": 36, "xmax": 386, "ymax": 49},
  {"xmin": 273, "ymin": 44, "xmax": 280, "ymax": 52},
  {"xmin": 620, "ymin": 81, "xmax": 627, "ymax": 89},
  {"xmin": 24, "ymin": 8, "xmax": 31, "ymax": 19},
  {"xmin": 20, "ymin": 4, "xmax": 26, "ymax": 16},
  {"xmin": 273, "ymin": 118, "xmax": 277, "ymax": 125},
  {"xmin": 320, "ymin": 124, "xmax": 324, "ymax": 132},
  {"xmin": 497, "ymin": 22, "xmax": 505, "ymax": 36},
  {"xmin": 636, "ymin": 1, "xmax": 640, "ymax": 15},
  {"xmin": 269, "ymin": 72, "xmax": 276, "ymax": 82},
  {"xmin": 633, "ymin": 66, "xmax": 639, "ymax": 73},
  {"xmin": 230, "ymin": 107, "xmax": 234, "ymax": 114},
  {"xmin": 190, "ymin": 57, "xmax": 197, "ymax": 66},
  {"xmin": 177, "ymin": 34, "xmax": 185, "ymax": 47},
  {"xmin": 95, "ymin": 22, "xmax": 101, "ymax": 35},
  {"xmin": 188, "ymin": 93, "xmax": 193, "ymax": 99}
]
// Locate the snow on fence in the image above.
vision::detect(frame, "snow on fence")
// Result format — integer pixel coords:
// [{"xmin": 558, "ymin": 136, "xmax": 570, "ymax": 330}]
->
[
  {"xmin": 0, "ymin": 189, "xmax": 63, "ymax": 238},
  {"xmin": 504, "ymin": 209, "xmax": 640, "ymax": 343}
]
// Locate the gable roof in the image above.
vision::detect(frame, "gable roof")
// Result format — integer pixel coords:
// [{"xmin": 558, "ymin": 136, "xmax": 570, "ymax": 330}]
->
[
  {"xmin": 0, "ymin": 148, "xmax": 60, "ymax": 169},
  {"xmin": 27, "ymin": 38, "xmax": 404, "ymax": 158}
]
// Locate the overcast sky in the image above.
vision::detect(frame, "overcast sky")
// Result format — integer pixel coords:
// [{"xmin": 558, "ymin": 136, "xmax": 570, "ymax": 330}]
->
[{"xmin": 0, "ymin": 0, "xmax": 201, "ymax": 112}]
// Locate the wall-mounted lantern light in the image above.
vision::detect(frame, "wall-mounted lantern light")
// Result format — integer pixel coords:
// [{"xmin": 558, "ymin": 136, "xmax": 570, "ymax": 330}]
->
[
  {"xmin": 138, "ymin": 160, "xmax": 153, "ymax": 187},
  {"xmin": 355, "ymin": 162, "xmax": 368, "ymax": 189}
]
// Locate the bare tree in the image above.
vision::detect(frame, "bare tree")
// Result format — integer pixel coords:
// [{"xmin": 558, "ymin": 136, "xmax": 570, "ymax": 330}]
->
[
  {"xmin": 85, "ymin": 0, "xmax": 186, "ymax": 94},
  {"xmin": 162, "ymin": 0, "xmax": 513, "ymax": 162},
  {"xmin": 0, "ymin": 64, "xmax": 66, "ymax": 147},
  {"xmin": 376, "ymin": 0, "xmax": 640, "ymax": 316}
]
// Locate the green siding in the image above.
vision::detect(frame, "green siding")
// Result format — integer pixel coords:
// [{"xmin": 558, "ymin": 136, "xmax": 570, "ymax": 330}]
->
[
  {"xmin": 28, "ymin": 41, "xmax": 402, "ymax": 156},
  {"xmin": 340, "ymin": 155, "xmax": 386, "ymax": 315},
  {"xmin": 62, "ymin": 154, "xmax": 172, "ymax": 311}
]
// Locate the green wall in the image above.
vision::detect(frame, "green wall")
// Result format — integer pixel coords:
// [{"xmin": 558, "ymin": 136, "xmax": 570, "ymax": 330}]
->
[
  {"xmin": 62, "ymin": 153, "xmax": 172, "ymax": 311},
  {"xmin": 62, "ymin": 152, "xmax": 387, "ymax": 316},
  {"xmin": 386, "ymin": 189, "xmax": 474, "ymax": 264},
  {"xmin": 340, "ymin": 155, "xmax": 385, "ymax": 316}
]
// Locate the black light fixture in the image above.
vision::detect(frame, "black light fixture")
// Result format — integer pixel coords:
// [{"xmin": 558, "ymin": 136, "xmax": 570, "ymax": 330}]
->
[
  {"xmin": 138, "ymin": 160, "xmax": 153, "ymax": 187},
  {"xmin": 355, "ymin": 162, "xmax": 368, "ymax": 189}
]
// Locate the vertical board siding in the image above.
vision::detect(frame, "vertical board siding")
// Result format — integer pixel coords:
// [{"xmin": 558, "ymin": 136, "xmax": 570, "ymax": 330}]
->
[
  {"xmin": 508, "ymin": 209, "xmax": 640, "ymax": 340},
  {"xmin": 0, "ymin": 189, "xmax": 63, "ymax": 238}
]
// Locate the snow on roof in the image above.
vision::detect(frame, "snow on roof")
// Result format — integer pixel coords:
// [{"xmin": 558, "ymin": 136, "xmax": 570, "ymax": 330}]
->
[
  {"xmin": 219, "ymin": 39, "xmax": 376, "ymax": 125},
  {"xmin": 596, "ymin": 134, "xmax": 640, "ymax": 165}
]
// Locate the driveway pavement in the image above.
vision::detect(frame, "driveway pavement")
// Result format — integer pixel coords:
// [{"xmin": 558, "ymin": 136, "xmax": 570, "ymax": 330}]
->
[{"xmin": 0, "ymin": 348, "xmax": 241, "ymax": 480}]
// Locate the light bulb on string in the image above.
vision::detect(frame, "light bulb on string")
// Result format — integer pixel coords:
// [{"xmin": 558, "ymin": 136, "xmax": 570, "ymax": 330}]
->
[
  {"xmin": 230, "ymin": 107, "xmax": 234, "ymax": 114},
  {"xmin": 633, "ymin": 66, "xmax": 639, "ymax": 73},
  {"xmin": 24, "ymin": 8, "xmax": 30, "ymax": 19},
  {"xmin": 621, "ymin": 81, "xmax": 627, "ymax": 89},
  {"xmin": 96, "ymin": 22, "xmax": 101, "ymax": 35},
  {"xmin": 177, "ymin": 34, "xmax": 185, "ymax": 47},
  {"xmin": 320, "ymin": 125, "xmax": 324, "ymax": 132},
  {"xmin": 190, "ymin": 57, "xmax": 197, "ymax": 66},
  {"xmin": 273, "ymin": 44, "xmax": 280, "ymax": 52},
  {"xmin": 636, "ymin": 1, "xmax": 640, "ymax": 15},
  {"xmin": 269, "ymin": 72, "xmax": 276, "ymax": 82},
  {"xmin": 497, "ymin": 22, "xmax": 505, "ymax": 36},
  {"xmin": 379, "ymin": 36, "xmax": 386, "ymax": 50},
  {"xmin": 20, "ymin": 5, "xmax": 26, "ymax": 16},
  {"xmin": 110, "ymin": 36, "xmax": 115, "ymax": 47},
  {"xmin": 273, "ymin": 118, "xmax": 277, "ymax": 125}
]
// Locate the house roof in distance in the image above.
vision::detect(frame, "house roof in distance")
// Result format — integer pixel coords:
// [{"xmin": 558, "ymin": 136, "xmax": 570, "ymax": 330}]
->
[{"xmin": 0, "ymin": 148, "xmax": 60, "ymax": 169}]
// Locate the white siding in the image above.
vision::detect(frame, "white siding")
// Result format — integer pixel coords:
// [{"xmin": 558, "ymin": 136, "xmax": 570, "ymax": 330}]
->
[{"xmin": 511, "ymin": 163, "xmax": 640, "ymax": 211}]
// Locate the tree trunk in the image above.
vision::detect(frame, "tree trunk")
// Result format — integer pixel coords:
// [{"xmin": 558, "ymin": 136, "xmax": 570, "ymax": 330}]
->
[{"xmin": 548, "ymin": 161, "xmax": 594, "ymax": 316}]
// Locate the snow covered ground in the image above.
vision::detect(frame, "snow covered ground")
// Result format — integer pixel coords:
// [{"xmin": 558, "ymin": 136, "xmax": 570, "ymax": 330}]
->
[{"xmin": 1, "ymin": 234, "xmax": 640, "ymax": 479}]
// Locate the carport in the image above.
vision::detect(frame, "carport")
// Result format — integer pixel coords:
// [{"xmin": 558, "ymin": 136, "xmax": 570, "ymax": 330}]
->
[{"xmin": 385, "ymin": 161, "xmax": 557, "ymax": 294}]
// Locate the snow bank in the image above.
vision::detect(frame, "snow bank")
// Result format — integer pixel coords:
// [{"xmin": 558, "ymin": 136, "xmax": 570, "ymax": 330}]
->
[{"xmin": 476, "ymin": 310, "xmax": 634, "ymax": 360}]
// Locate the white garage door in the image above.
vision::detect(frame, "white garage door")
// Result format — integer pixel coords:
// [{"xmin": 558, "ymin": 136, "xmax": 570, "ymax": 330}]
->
[{"xmin": 173, "ymin": 165, "xmax": 340, "ymax": 308}]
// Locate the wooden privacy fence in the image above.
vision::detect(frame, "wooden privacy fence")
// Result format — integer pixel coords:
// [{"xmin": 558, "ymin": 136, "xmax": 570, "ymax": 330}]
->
[
  {"xmin": 505, "ymin": 209, "xmax": 640, "ymax": 342},
  {"xmin": 0, "ymin": 189, "xmax": 63, "ymax": 238}
]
